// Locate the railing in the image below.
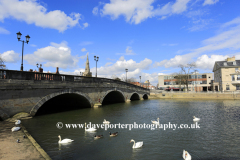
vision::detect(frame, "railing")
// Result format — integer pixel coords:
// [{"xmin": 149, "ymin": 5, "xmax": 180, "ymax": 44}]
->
[{"xmin": 0, "ymin": 69, "xmax": 149, "ymax": 91}]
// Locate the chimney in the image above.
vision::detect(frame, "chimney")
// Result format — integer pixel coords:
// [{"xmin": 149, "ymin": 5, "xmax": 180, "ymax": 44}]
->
[
  {"xmin": 226, "ymin": 57, "xmax": 235, "ymax": 62},
  {"xmin": 56, "ymin": 67, "xmax": 59, "ymax": 74}
]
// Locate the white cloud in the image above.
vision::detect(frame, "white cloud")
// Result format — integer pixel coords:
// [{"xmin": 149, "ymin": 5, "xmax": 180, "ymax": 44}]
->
[
  {"xmin": 119, "ymin": 56, "xmax": 125, "ymax": 61},
  {"xmin": 24, "ymin": 41, "xmax": 79, "ymax": 69},
  {"xmin": 162, "ymin": 43, "xmax": 178, "ymax": 46},
  {"xmin": 188, "ymin": 19, "xmax": 212, "ymax": 32},
  {"xmin": 92, "ymin": 7, "xmax": 98, "ymax": 15},
  {"xmin": 160, "ymin": 16, "xmax": 167, "ymax": 20},
  {"xmin": 154, "ymin": 55, "xmax": 190, "ymax": 68},
  {"xmin": 196, "ymin": 54, "xmax": 229, "ymax": 70},
  {"xmin": 0, "ymin": 27, "xmax": 10, "ymax": 34},
  {"xmin": 105, "ymin": 62, "xmax": 113, "ymax": 66},
  {"xmin": 60, "ymin": 68, "xmax": 85, "ymax": 75},
  {"xmin": 107, "ymin": 58, "xmax": 116, "ymax": 61},
  {"xmin": 0, "ymin": 0, "xmax": 84, "ymax": 32},
  {"xmin": 172, "ymin": 0, "xmax": 190, "ymax": 14},
  {"xmin": 125, "ymin": 46, "xmax": 136, "ymax": 55},
  {"xmin": 80, "ymin": 52, "xmax": 88, "ymax": 59},
  {"xmin": 81, "ymin": 48, "xmax": 87, "ymax": 52},
  {"xmin": 155, "ymin": 16, "xmax": 240, "ymax": 69},
  {"xmin": 79, "ymin": 41, "xmax": 93, "ymax": 46},
  {"xmin": 0, "ymin": 50, "xmax": 20, "ymax": 63},
  {"xmin": 82, "ymin": 23, "xmax": 89, "ymax": 29},
  {"xmin": 30, "ymin": 44, "xmax": 37, "ymax": 47},
  {"xmin": 117, "ymin": 46, "xmax": 136, "ymax": 55},
  {"xmin": 96, "ymin": 57, "xmax": 152, "ymax": 76},
  {"xmin": 90, "ymin": 56, "xmax": 158, "ymax": 84},
  {"xmin": 203, "ymin": 0, "xmax": 219, "ymax": 6},
  {"xmin": 98, "ymin": 0, "xmax": 191, "ymax": 24}
]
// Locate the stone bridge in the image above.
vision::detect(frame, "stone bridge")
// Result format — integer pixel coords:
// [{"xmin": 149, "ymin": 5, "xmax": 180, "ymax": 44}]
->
[{"xmin": 0, "ymin": 69, "xmax": 150, "ymax": 120}]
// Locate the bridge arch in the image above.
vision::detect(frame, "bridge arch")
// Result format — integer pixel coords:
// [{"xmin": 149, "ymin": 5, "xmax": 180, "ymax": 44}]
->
[
  {"xmin": 0, "ymin": 110, "xmax": 10, "ymax": 121},
  {"xmin": 30, "ymin": 89, "xmax": 93, "ymax": 116},
  {"xmin": 101, "ymin": 90, "xmax": 126, "ymax": 105},
  {"xmin": 143, "ymin": 94, "xmax": 149, "ymax": 100},
  {"xmin": 130, "ymin": 92, "xmax": 141, "ymax": 101}
]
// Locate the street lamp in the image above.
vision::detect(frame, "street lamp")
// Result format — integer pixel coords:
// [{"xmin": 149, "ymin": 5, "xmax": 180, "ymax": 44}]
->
[
  {"xmin": 139, "ymin": 76, "xmax": 141, "ymax": 86},
  {"xmin": 17, "ymin": 31, "xmax": 30, "ymax": 71},
  {"xmin": 192, "ymin": 70, "xmax": 198, "ymax": 92},
  {"xmin": 125, "ymin": 69, "xmax": 128, "ymax": 82},
  {"xmin": 148, "ymin": 80, "xmax": 149, "ymax": 89},
  {"xmin": 94, "ymin": 56, "xmax": 99, "ymax": 77}
]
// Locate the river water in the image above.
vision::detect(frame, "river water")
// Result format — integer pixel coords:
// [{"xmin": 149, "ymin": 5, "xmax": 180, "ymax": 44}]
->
[{"xmin": 22, "ymin": 99, "xmax": 240, "ymax": 160}]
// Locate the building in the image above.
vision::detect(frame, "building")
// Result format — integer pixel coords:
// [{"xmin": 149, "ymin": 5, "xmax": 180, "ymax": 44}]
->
[
  {"xmin": 130, "ymin": 81, "xmax": 155, "ymax": 89},
  {"xmin": 213, "ymin": 56, "xmax": 240, "ymax": 91},
  {"xmin": 82, "ymin": 54, "xmax": 92, "ymax": 77},
  {"xmin": 158, "ymin": 73, "xmax": 213, "ymax": 91}
]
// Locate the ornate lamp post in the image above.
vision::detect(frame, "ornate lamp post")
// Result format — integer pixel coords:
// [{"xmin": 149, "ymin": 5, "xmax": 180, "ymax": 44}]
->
[
  {"xmin": 139, "ymin": 76, "xmax": 141, "ymax": 86},
  {"xmin": 148, "ymin": 80, "xmax": 149, "ymax": 89},
  {"xmin": 17, "ymin": 31, "xmax": 30, "ymax": 71},
  {"xmin": 192, "ymin": 70, "xmax": 198, "ymax": 92},
  {"xmin": 125, "ymin": 69, "xmax": 128, "ymax": 82},
  {"xmin": 94, "ymin": 56, "xmax": 99, "ymax": 77}
]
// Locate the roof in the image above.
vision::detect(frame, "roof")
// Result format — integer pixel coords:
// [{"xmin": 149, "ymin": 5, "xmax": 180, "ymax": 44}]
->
[
  {"xmin": 213, "ymin": 60, "xmax": 240, "ymax": 71},
  {"xmin": 215, "ymin": 60, "xmax": 240, "ymax": 67}
]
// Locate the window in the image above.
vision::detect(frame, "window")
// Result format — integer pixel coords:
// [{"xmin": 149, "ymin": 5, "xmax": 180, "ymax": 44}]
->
[
  {"xmin": 238, "ymin": 75, "xmax": 240, "ymax": 81},
  {"xmin": 201, "ymin": 81, "xmax": 207, "ymax": 84},
  {"xmin": 198, "ymin": 75, "xmax": 202, "ymax": 79},
  {"xmin": 202, "ymin": 75, "xmax": 206, "ymax": 78},
  {"xmin": 226, "ymin": 85, "xmax": 230, "ymax": 90},
  {"xmin": 164, "ymin": 76, "xmax": 167, "ymax": 80},
  {"xmin": 232, "ymin": 75, "xmax": 235, "ymax": 81},
  {"xmin": 235, "ymin": 68, "xmax": 239, "ymax": 72},
  {"xmin": 237, "ymin": 85, "xmax": 240, "ymax": 90}
]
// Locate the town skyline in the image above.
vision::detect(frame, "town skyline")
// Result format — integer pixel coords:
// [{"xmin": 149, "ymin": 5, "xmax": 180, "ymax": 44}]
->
[{"xmin": 1, "ymin": 0, "xmax": 240, "ymax": 85}]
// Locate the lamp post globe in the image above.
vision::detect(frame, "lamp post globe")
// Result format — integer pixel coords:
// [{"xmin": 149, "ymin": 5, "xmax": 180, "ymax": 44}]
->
[{"xmin": 125, "ymin": 69, "xmax": 128, "ymax": 82}]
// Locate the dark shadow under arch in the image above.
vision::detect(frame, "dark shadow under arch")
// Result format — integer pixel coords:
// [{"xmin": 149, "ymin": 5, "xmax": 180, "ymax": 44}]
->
[
  {"xmin": 143, "ymin": 94, "xmax": 148, "ymax": 100},
  {"xmin": 130, "ymin": 93, "xmax": 140, "ymax": 101},
  {"xmin": 102, "ymin": 91, "xmax": 125, "ymax": 105},
  {"xmin": 35, "ymin": 93, "xmax": 91, "ymax": 116}
]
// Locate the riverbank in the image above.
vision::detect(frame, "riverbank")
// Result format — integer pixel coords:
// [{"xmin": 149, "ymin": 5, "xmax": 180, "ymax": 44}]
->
[
  {"xmin": 149, "ymin": 91, "xmax": 240, "ymax": 100},
  {"xmin": 0, "ymin": 118, "xmax": 51, "ymax": 160}
]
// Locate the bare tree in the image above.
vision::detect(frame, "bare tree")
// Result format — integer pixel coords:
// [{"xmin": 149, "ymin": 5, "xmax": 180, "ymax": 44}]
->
[
  {"xmin": 178, "ymin": 62, "xmax": 196, "ymax": 91},
  {"xmin": 111, "ymin": 75, "xmax": 121, "ymax": 81},
  {"xmin": 128, "ymin": 77, "xmax": 137, "ymax": 83},
  {"xmin": 174, "ymin": 72, "xmax": 187, "ymax": 90},
  {"xmin": 0, "ymin": 56, "xmax": 6, "ymax": 69}
]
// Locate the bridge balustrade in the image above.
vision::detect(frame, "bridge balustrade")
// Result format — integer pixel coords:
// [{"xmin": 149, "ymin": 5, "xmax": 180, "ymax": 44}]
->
[{"xmin": 0, "ymin": 69, "xmax": 149, "ymax": 91}]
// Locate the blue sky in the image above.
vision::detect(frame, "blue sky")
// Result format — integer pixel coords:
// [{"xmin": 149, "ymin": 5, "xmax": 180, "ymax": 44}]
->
[{"xmin": 1, "ymin": 0, "xmax": 240, "ymax": 85}]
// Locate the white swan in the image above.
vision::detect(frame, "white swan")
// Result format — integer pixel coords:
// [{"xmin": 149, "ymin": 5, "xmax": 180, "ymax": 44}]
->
[
  {"xmin": 103, "ymin": 119, "xmax": 110, "ymax": 124},
  {"xmin": 15, "ymin": 120, "xmax": 21, "ymax": 125},
  {"xmin": 11, "ymin": 126, "xmax": 21, "ymax": 132},
  {"xmin": 182, "ymin": 150, "xmax": 191, "ymax": 160},
  {"xmin": 130, "ymin": 139, "xmax": 143, "ymax": 149},
  {"xmin": 151, "ymin": 118, "xmax": 159, "ymax": 125},
  {"xmin": 193, "ymin": 116, "xmax": 200, "ymax": 121},
  {"xmin": 58, "ymin": 135, "xmax": 74, "ymax": 144},
  {"xmin": 85, "ymin": 122, "xmax": 97, "ymax": 132}
]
